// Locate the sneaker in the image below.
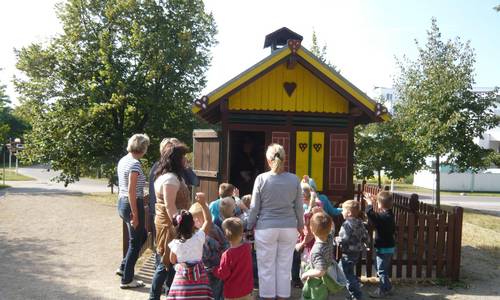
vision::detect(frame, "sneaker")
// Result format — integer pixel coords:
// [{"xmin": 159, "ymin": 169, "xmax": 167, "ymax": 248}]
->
[
  {"xmin": 120, "ymin": 280, "xmax": 145, "ymax": 289},
  {"xmin": 292, "ymin": 279, "xmax": 304, "ymax": 288},
  {"xmin": 369, "ymin": 288, "xmax": 388, "ymax": 298},
  {"xmin": 115, "ymin": 268, "xmax": 123, "ymax": 277}
]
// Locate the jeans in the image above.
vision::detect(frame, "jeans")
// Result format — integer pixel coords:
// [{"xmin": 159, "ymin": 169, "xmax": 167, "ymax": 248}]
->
[
  {"xmin": 149, "ymin": 253, "xmax": 176, "ymax": 300},
  {"xmin": 340, "ymin": 252, "xmax": 362, "ymax": 299},
  {"xmin": 292, "ymin": 249, "xmax": 302, "ymax": 282},
  {"xmin": 208, "ymin": 272, "xmax": 224, "ymax": 300},
  {"xmin": 252, "ymin": 247, "xmax": 259, "ymax": 288},
  {"xmin": 375, "ymin": 253, "xmax": 393, "ymax": 292},
  {"xmin": 118, "ymin": 196, "xmax": 146, "ymax": 284}
]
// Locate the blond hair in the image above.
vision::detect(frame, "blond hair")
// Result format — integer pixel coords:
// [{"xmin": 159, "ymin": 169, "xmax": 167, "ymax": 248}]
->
[
  {"xmin": 222, "ymin": 217, "xmax": 243, "ymax": 242},
  {"xmin": 310, "ymin": 212, "xmax": 333, "ymax": 239},
  {"xmin": 377, "ymin": 191, "xmax": 394, "ymax": 209},
  {"xmin": 160, "ymin": 137, "xmax": 180, "ymax": 154},
  {"xmin": 219, "ymin": 196, "xmax": 235, "ymax": 219},
  {"xmin": 127, "ymin": 134, "xmax": 150, "ymax": 154},
  {"xmin": 342, "ymin": 200, "xmax": 361, "ymax": 217},
  {"xmin": 266, "ymin": 143, "xmax": 286, "ymax": 174},
  {"xmin": 189, "ymin": 202, "xmax": 203, "ymax": 216},
  {"xmin": 241, "ymin": 194, "xmax": 252, "ymax": 209}
]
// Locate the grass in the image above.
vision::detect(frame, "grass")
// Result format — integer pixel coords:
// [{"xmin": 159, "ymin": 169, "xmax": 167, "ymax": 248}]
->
[
  {"xmin": 441, "ymin": 205, "xmax": 500, "ymax": 261},
  {"xmin": 0, "ymin": 184, "xmax": 10, "ymax": 189},
  {"xmin": 0, "ymin": 169, "xmax": 35, "ymax": 181},
  {"xmin": 86, "ymin": 192, "xmax": 118, "ymax": 206}
]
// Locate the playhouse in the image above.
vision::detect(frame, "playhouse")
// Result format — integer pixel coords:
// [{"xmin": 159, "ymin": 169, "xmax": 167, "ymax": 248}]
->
[{"xmin": 191, "ymin": 27, "xmax": 388, "ymax": 202}]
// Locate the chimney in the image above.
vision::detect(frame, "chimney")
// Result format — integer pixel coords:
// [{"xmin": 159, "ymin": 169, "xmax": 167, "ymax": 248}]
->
[{"xmin": 264, "ymin": 27, "xmax": 303, "ymax": 53}]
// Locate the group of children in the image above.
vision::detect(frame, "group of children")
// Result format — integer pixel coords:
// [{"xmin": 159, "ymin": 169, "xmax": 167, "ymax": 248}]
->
[{"xmin": 164, "ymin": 178, "xmax": 396, "ymax": 300}]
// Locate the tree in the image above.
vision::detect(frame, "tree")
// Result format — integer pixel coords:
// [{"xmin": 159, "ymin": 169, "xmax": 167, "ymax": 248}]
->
[
  {"xmin": 310, "ymin": 30, "xmax": 339, "ymax": 72},
  {"xmin": 494, "ymin": 4, "xmax": 500, "ymax": 11},
  {"xmin": 354, "ymin": 119, "xmax": 425, "ymax": 187},
  {"xmin": 0, "ymin": 74, "xmax": 28, "ymax": 143},
  {"xmin": 15, "ymin": 0, "xmax": 217, "ymax": 186},
  {"xmin": 394, "ymin": 18, "xmax": 498, "ymax": 207}
]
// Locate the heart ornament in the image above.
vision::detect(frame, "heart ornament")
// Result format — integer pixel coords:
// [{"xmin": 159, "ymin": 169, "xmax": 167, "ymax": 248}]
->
[
  {"xmin": 299, "ymin": 143, "xmax": 308, "ymax": 152},
  {"xmin": 283, "ymin": 82, "xmax": 297, "ymax": 97},
  {"xmin": 194, "ymin": 95, "xmax": 209, "ymax": 110}
]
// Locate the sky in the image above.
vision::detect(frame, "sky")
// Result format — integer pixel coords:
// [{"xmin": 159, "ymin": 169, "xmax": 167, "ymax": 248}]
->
[{"xmin": 1, "ymin": 0, "xmax": 499, "ymax": 106}]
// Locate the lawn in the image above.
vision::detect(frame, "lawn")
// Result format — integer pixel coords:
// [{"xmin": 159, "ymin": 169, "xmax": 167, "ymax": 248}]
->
[
  {"xmin": 0, "ymin": 184, "xmax": 10, "ymax": 189},
  {"xmin": 85, "ymin": 192, "xmax": 118, "ymax": 206},
  {"xmin": 0, "ymin": 169, "xmax": 34, "ymax": 181},
  {"xmin": 442, "ymin": 205, "xmax": 500, "ymax": 260}
]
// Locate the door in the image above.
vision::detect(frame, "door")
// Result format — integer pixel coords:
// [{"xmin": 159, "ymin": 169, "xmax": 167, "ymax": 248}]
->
[
  {"xmin": 193, "ymin": 129, "xmax": 221, "ymax": 202},
  {"xmin": 295, "ymin": 131, "xmax": 325, "ymax": 191}
]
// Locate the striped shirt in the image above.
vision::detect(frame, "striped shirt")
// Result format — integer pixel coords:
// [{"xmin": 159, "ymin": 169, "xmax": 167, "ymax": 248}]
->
[{"xmin": 117, "ymin": 153, "xmax": 146, "ymax": 198}]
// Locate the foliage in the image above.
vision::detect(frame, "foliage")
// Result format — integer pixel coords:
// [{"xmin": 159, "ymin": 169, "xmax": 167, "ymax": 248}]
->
[
  {"xmin": 354, "ymin": 119, "xmax": 425, "ymax": 186},
  {"xmin": 0, "ymin": 74, "xmax": 28, "ymax": 142},
  {"xmin": 310, "ymin": 30, "xmax": 339, "ymax": 72},
  {"xmin": 495, "ymin": 4, "xmax": 500, "ymax": 11},
  {"xmin": 394, "ymin": 18, "xmax": 499, "ymax": 206},
  {"xmin": 14, "ymin": 0, "xmax": 217, "ymax": 186}
]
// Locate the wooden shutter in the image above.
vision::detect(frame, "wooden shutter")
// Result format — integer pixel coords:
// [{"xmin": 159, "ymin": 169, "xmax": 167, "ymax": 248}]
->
[
  {"xmin": 295, "ymin": 131, "xmax": 325, "ymax": 191},
  {"xmin": 329, "ymin": 133, "xmax": 348, "ymax": 191},
  {"xmin": 193, "ymin": 129, "xmax": 220, "ymax": 202},
  {"xmin": 272, "ymin": 132, "xmax": 290, "ymax": 172}
]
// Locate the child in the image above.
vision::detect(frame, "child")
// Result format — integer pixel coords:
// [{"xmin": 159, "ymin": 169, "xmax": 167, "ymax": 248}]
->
[
  {"xmin": 190, "ymin": 202, "xmax": 230, "ymax": 300},
  {"xmin": 301, "ymin": 211, "xmax": 343, "ymax": 300},
  {"xmin": 213, "ymin": 217, "xmax": 254, "ymax": 300},
  {"xmin": 167, "ymin": 193, "xmax": 214, "ymax": 300},
  {"xmin": 214, "ymin": 196, "xmax": 236, "ymax": 229},
  {"xmin": 336, "ymin": 200, "xmax": 369, "ymax": 300},
  {"xmin": 365, "ymin": 191, "xmax": 395, "ymax": 298},
  {"xmin": 292, "ymin": 183, "xmax": 319, "ymax": 288},
  {"xmin": 209, "ymin": 183, "xmax": 236, "ymax": 221}
]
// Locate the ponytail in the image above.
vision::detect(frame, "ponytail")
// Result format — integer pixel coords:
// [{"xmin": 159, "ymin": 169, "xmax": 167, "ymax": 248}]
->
[{"xmin": 266, "ymin": 143, "xmax": 286, "ymax": 174}]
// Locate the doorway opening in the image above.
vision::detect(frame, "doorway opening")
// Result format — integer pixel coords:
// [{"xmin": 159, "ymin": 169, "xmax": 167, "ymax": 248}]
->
[{"xmin": 229, "ymin": 131, "xmax": 266, "ymax": 196}]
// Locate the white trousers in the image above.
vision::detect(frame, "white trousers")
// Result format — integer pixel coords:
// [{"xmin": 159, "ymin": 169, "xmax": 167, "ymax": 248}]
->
[{"xmin": 255, "ymin": 228, "xmax": 297, "ymax": 298}]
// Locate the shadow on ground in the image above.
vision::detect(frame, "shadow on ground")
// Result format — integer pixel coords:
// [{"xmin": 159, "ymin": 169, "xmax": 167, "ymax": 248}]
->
[{"xmin": 0, "ymin": 232, "xmax": 108, "ymax": 300}]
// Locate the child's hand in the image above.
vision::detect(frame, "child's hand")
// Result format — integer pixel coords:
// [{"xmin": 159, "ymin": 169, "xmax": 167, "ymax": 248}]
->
[
  {"xmin": 335, "ymin": 236, "xmax": 342, "ymax": 244},
  {"xmin": 233, "ymin": 188, "xmax": 240, "ymax": 198},
  {"xmin": 195, "ymin": 192, "xmax": 207, "ymax": 205},
  {"xmin": 302, "ymin": 175, "xmax": 309, "ymax": 183},
  {"xmin": 301, "ymin": 273, "xmax": 309, "ymax": 281},
  {"xmin": 364, "ymin": 192, "xmax": 374, "ymax": 205},
  {"xmin": 311, "ymin": 206, "xmax": 323, "ymax": 214}
]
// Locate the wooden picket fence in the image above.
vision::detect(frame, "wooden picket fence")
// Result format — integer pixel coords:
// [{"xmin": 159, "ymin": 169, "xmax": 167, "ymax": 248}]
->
[{"xmin": 335, "ymin": 183, "xmax": 464, "ymax": 281}]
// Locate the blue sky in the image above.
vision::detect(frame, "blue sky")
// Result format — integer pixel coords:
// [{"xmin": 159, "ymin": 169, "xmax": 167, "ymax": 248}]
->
[{"xmin": 1, "ymin": 0, "xmax": 499, "ymax": 104}]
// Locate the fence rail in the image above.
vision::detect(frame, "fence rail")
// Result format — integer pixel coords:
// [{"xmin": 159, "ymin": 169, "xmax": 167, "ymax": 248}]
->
[{"xmin": 342, "ymin": 183, "xmax": 463, "ymax": 281}]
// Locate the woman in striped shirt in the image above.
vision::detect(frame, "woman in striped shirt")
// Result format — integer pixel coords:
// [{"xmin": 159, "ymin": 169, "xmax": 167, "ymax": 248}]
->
[{"xmin": 116, "ymin": 133, "xmax": 150, "ymax": 288}]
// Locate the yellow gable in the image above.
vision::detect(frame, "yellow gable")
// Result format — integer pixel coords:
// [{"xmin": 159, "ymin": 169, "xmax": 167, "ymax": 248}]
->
[{"xmin": 228, "ymin": 62, "xmax": 349, "ymax": 113}]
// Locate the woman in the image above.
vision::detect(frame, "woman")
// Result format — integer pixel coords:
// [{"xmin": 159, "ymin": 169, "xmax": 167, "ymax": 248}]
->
[
  {"xmin": 247, "ymin": 143, "xmax": 304, "ymax": 299},
  {"xmin": 150, "ymin": 139, "xmax": 191, "ymax": 300},
  {"xmin": 116, "ymin": 133, "xmax": 150, "ymax": 288}
]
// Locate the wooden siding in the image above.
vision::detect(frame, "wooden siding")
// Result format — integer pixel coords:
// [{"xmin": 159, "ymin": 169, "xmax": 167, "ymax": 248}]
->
[{"xmin": 228, "ymin": 62, "xmax": 349, "ymax": 113}]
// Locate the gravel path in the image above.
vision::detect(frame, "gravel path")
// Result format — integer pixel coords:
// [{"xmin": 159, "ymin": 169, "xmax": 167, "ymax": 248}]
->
[{"xmin": 0, "ymin": 190, "xmax": 150, "ymax": 300}]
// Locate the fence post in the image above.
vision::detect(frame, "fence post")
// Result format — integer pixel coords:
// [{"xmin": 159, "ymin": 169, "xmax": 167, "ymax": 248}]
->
[
  {"xmin": 409, "ymin": 194, "xmax": 419, "ymax": 214},
  {"xmin": 452, "ymin": 206, "xmax": 464, "ymax": 281}
]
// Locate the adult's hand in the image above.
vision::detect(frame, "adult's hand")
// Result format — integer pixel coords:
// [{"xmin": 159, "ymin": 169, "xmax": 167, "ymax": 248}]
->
[{"xmin": 131, "ymin": 213, "xmax": 139, "ymax": 229}]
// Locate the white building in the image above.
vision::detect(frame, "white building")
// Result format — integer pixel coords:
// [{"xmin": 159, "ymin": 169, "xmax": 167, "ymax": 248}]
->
[{"xmin": 372, "ymin": 86, "xmax": 500, "ymax": 192}]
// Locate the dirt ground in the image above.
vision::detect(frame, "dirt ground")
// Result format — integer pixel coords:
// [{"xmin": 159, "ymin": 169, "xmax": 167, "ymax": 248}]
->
[{"xmin": 1, "ymin": 188, "xmax": 500, "ymax": 300}]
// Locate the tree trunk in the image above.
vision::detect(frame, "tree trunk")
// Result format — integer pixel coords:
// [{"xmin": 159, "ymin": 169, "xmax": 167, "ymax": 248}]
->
[
  {"xmin": 435, "ymin": 154, "xmax": 440, "ymax": 208},
  {"xmin": 377, "ymin": 169, "xmax": 382, "ymax": 188}
]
